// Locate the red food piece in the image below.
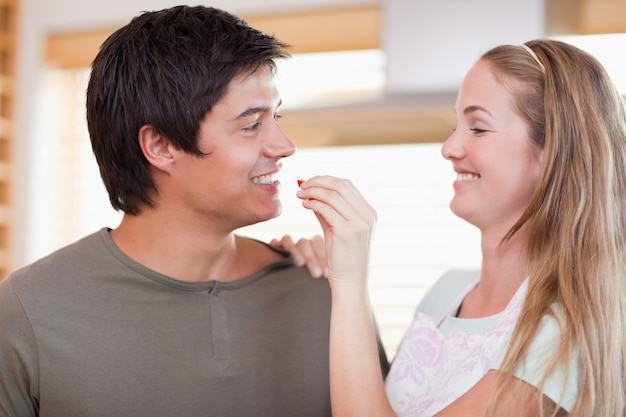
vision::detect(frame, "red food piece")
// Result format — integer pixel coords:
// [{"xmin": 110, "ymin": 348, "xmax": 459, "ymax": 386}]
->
[{"xmin": 297, "ymin": 179, "xmax": 304, "ymax": 187}]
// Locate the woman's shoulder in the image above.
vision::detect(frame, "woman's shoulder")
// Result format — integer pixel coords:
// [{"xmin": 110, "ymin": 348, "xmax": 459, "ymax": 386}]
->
[
  {"xmin": 491, "ymin": 305, "xmax": 578, "ymax": 413},
  {"xmin": 416, "ymin": 269, "xmax": 480, "ymax": 318}
]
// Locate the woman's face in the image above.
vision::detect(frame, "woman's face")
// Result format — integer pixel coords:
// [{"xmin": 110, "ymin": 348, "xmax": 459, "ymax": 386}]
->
[{"xmin": 441, "ymin": 59, "xmax": 543, "ymax": 236}]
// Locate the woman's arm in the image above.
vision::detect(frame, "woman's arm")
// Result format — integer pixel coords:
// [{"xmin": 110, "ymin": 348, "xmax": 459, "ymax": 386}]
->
[
  {"xmin": 328, "ymin": 280, "xmax": 395, "ymax": 416},
  {"xmin": 292, "ymin": 177, "xmax": 567, "ymax": 417},
  {"xmin": 436, "ymin": 370, "xmax": 567, "ymax": 417},
  {"xmin": 296, "ymin": 176, "xmax": 396, "ymax": 417}
]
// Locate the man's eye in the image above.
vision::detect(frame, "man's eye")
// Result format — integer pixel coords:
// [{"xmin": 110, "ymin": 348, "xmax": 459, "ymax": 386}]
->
[
  {"xmin": 470, "ymin": 128, "xmax": 487, "ymax": 134},
  {"xmin": 273, "ymin": 113, "xmax": 282, "ymax": 120},
  {"xmin": 243, "ymin": 121, "xmax": 261, "ymax": 132}
]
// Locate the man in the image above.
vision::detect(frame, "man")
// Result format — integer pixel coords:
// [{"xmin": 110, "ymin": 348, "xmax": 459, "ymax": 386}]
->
[{"xmin": 0, "ymin": 6, "xmax": 387, "ymax": 416}]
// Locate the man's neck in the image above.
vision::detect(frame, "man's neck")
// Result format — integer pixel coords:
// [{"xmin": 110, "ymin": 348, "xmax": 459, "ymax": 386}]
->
[{"xmin": 110, "ymin": 213, "xmax": 282, "ymax": 283}]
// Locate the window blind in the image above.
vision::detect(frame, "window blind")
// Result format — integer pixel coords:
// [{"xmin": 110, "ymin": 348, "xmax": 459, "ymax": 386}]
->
[
  {"xmin": 28, "ymin": 68, "xmax": 482, "ymax": 359},
  {"xmin": 239, "ymin": 144, "xmax": 481, "ymax": 356}
]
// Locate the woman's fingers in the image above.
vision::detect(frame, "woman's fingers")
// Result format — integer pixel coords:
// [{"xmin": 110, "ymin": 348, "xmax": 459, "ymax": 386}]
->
[
  {"xmin": 271, "ymin": 234, "xmax": 327, "ymax": 278},
  {"xmin": 300, "ymin": 235, "xmax": 327, "ymax": 278},
  {"xmin": 298, "ymin": 177, "xmax": 376, "ymax": 232},
  {"xmin": 296, "ymin": 176, "xmax": 377, "ymax": 284}
]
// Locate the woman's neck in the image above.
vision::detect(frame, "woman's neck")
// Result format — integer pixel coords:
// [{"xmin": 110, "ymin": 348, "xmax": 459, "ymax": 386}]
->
[{"xmin": 458, "ymin": 227, "xmax": 529, "ymax": 318}]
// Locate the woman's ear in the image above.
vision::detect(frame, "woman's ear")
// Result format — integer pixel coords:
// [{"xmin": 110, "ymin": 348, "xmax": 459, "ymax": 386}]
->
[{"xmin": 138, "ymin": 125, "xmax": 174, "ymax": 170}]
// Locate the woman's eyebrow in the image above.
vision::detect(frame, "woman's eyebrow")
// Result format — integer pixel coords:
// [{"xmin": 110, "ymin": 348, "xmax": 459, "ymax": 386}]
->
[{"xmin": 463, "ymin": 104, "xmax": 493, "ymax": 117}]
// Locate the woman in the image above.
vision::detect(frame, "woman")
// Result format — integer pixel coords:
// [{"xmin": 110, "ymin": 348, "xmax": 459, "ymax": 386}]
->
[{"xmin": 279, "ymin": 40, "xmax": 626, "ymax": 416}]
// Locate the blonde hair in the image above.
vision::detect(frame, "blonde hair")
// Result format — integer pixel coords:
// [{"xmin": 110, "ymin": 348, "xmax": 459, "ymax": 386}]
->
[{"xmin": 483, "ymin": 40, "xmax": 626, "ymax": 416}]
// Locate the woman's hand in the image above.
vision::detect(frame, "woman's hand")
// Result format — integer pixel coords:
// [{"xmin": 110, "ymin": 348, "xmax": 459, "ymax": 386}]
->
[
  {"xmin": 295, "ymin": 177, "xmax": 392, "ymax": 417},
  {"xmin": 295, "ymin": 176, "xmax": 376, "ymax": 290},
  {"xmin": 271, "ymin": 234, "xmax": 327, "ymax": 278}
]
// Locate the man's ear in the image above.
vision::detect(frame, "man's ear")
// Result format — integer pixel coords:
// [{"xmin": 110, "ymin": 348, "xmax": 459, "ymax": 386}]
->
[{"xmin": 138, "ymin": 125, "xmax": 174, "ymax": 170}]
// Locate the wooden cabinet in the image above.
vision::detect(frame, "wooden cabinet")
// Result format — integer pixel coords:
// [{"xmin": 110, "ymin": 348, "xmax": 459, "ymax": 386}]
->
[{"xmin": 0, "ymin": 0, "xmax": 16, "ymax": 279}]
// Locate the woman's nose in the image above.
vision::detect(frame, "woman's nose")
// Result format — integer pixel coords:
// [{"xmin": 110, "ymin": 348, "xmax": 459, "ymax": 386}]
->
[{"xmin": 441, "ymin": 129, "xmax": 463, "ymax": 161}]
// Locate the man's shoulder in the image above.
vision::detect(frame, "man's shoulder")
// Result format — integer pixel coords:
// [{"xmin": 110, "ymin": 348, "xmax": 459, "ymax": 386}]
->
[
  {"xmin": 2, "ymin": 230, "xmax": 106, "ymax": 291},
  {"xmin": 236, "ymin": 236, "xmax": 321, "ymax": 282},
  {"xmin": 245, "ymin": 244, "xmax": 331, "ymax": 301},
  {"xmin": 259, "ymin": 256, "xmax": 330, "ymax": 289}
]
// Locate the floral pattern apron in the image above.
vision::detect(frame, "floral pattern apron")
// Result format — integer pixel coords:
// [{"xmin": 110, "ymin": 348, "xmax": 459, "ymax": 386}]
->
[{"xmin": 385, "ymin": 278, "xmax": 528, "ymax": 416}]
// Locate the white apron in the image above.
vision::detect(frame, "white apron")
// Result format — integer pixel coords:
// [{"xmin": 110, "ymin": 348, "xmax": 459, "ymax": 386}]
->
[{"xmin": 385, "ymin": 277, "xmax": 528, "ymax": 417}]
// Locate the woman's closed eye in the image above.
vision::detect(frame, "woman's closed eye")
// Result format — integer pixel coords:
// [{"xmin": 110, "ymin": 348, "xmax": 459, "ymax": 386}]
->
[{"xmin": 470, "ymin": 127, "xmax": 488, "ymax": 134}]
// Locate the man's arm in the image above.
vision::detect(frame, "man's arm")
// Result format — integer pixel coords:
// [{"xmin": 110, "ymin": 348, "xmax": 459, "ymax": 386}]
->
[{"xmin": 0, "ymin": 278, "xmax": 39, "ymax": 416}]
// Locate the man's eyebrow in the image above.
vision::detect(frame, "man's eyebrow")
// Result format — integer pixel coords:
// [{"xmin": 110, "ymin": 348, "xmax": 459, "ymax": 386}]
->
[
  {"xmin": 236, "ymin": 106, "xmax": 269, "ymax": 119},
  {"xmin": 235, "ymin": 99, "xmax": 283, "ymax": 120}
]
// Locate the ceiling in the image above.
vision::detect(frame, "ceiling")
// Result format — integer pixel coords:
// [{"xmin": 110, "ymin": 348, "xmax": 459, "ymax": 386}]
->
[
  {"xmin": 44, "ymin": 0, "xmax": 626, "ymax": 148},
  {"xmin": 278, "ymin": 0, "xmax": 626, "ymax": 148}
]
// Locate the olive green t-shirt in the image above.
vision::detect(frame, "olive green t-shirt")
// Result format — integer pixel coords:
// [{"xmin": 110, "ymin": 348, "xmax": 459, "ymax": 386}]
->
[{"xmin": 0, "ymin": 228, "xmax": 337, "ymax": 417}]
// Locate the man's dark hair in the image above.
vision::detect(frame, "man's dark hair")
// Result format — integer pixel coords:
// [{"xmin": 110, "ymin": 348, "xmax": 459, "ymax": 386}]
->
[{"xmin": 86, "ymin": 5, "xmax": 289, "ymax": 214}]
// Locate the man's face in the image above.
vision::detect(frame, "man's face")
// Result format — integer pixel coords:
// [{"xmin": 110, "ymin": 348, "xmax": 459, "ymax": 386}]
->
[{"xmin": 170, "ymin": 65, "xmax": 296, "ymax": 231}]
